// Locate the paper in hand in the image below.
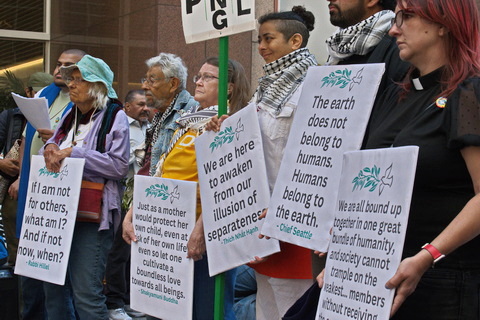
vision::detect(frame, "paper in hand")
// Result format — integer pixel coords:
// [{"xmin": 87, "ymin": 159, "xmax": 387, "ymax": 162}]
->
[{"xmin": 12, "ymin": 92, "xmax": 51, "ymax": 130}]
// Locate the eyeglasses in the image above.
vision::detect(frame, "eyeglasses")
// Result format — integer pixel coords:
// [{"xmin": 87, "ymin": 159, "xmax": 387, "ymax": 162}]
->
[
  {"xmin": 193, "ymin": 74, "xmax": 219, "ymax": 83},
  {"xmin": 140, "ymin": 76, "xmax": 171, "ymax": 85},
  {"xmin": 391, "ymin": 9, "xmax": 415, "ymax": 28},
  {"xmin": 65, "ymin": 77, "xmax": 85, "ymax": 86}
]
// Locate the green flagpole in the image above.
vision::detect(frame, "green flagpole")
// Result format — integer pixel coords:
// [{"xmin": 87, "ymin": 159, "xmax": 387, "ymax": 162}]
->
[
  {"xmin": 214, "ymin": 35, "xmax": 228, "ymax": 320},
  {"xmin": 218, "ymin": 36, "xmax": 229, "ymax": 116}
]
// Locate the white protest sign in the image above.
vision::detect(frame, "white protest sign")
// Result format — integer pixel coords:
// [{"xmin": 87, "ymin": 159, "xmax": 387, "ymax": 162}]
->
[
  {"xmin": 262, "ymin": 64, "xmax": 385, "ymax": 252},
  {"xmin": 181, "ymin": 0, "xmax": 255, "ymax": 43},
  {"xmin": 130, "ymin": 176, "xmax": 196, "ymax": 320},
  {"xmin": 196, "ymin": 103, "xmax": 280, "ymax": 276},
  {"xmin": 15, "ymin": 155, "xmax": 84, "ymax": 285},
  {"xmin": 316, "ymin": 146, "xmax": 418, "ymax": 320}
]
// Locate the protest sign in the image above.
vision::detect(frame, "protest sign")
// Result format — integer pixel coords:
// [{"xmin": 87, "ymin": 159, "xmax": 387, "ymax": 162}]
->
[
  {"xmin": 196, "ymin": 103, "xmax": 280, "ymax": 276},
  {"xmin": 316, "ymin": 146, "xmax": 418, "ymax": 320},
  {"xmin": 181, "ymin": 0, "xmax": 255, "ymax": 43},
  {"xmin": 130, "ymin": 176, "xmax": 196, "ymax": 320},
  {"xmin": 261, "ymin": 64, "xmax": 385, "ymax": 252},
  {"xmin": 15, "ymin": 155, "xmax": 84, "ymax": 285}
]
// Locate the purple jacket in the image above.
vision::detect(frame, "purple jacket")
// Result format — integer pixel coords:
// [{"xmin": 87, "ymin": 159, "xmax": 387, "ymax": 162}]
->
[{"xmin": 45, "ymin": 107, "xmax": 129, "ymax": 230}]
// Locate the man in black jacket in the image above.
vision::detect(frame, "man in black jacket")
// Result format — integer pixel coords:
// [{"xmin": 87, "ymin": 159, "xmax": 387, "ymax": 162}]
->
[{"xmin": 325, "ymin": 0, "xmax": 408, "ymax": 95}]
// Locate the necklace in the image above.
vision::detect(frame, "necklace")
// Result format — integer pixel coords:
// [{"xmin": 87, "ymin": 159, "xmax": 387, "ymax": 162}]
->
[{"xmin": 71, "ymin": 106, "xmax": 98, "ymax": 146}]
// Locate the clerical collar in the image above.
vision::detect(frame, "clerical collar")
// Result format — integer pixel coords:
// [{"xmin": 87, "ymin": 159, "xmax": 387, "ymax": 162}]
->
[{"xmin": 411, "ymin": 68, "xmax": 443, "ymax": 91}]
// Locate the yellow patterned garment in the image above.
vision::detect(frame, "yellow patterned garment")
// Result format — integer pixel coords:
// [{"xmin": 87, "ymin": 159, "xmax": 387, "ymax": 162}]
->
[{"xmin": 161, "ymin": 128, "xmax": 202, "ymax": 219}]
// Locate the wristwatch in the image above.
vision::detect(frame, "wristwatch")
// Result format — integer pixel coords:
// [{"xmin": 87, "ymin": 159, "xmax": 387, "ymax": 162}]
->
[{"xmin": 422, "ymin": 243, "xmax": 445, "ymax": 266}]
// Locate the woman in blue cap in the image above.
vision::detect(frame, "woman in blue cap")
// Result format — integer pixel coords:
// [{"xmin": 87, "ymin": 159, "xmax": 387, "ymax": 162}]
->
[{"xmin": 42, "ymin": 54, "xmax": 129, "ymax": 319}]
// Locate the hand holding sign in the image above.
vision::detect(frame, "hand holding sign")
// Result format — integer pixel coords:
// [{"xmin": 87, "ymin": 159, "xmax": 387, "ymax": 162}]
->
[
  {"xmin": 196, "ymin": 104, "xmax": 280, "ymax": 276},
  {"xmin": 316, "ymin": 147, "xmax": 418, "ymax": 320},
  {"xmin": 15, "ymin": 156, "xmax": 84, "ymax": 285},
  {"xmin": 262, "ymin": 64, "xmax": 386, "ymax": 252}
]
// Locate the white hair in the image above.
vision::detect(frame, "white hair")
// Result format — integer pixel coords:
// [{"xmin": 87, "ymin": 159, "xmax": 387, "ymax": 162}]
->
[
  {"xmin": 87, "ymin": 82, "xmax": 109, "ymax": 110},
  {"xmin": 145, "ymin": 53, "xmax": 188, "ymax": 91}
]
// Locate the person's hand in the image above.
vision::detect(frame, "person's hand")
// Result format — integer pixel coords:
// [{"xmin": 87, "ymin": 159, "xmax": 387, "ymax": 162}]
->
[
  {"xmin": 37, "ymin": 128, "xmax": 54, "ymax": 144},
  {"xmin": 205, "ymin": 115, "xmax": 230, "ymax": 132},
  {"xmin": 0, "ymin": 158, "xmax": 19, "ymax": 177},
  {"xmin": 248, "ymin": 255, "xmax": 268, "ymax": 265},
  {"xmin": 316, "ymin": 268, "xmax": 326, "ymax": 287},
  {"xmin": 44, "ymin": 144, "xmax": 71, "ymax": 173},
  {"xmin": 187, "ymin": 219, "xmax": 206, "ymax": 261},
  {"xmin": 122, "ymin": 207, "xmax": 137, "ymax": 244},
  {"xmin": 258, "ymin": 208, "xmax": 271, "ymax": 239},
  {"xmin": 313, "ymin": 250, "xmax": 327, "ymax": 258},
  {"xmin": 8, "ymin": 178, "xmax": 20, "ymax": 200},
  {"xmin": 385, "ymin": 250, "xmax": 432, "ymax": 317}
]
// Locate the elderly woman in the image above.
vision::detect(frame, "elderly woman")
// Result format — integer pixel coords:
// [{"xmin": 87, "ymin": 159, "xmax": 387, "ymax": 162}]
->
[
  {"xmin": 124, "ymin": 57, "xmax": 250, "ymax": 320},
  {"xmin": 160, "ymin": 57, "xmax": 249, "ymax": 320},
  {"xmin": 363, "ymin": 0, "xmax": 480, "ymax": 318},
  {"xmin": 42, "ymin": 54, "xmax": 129, "ymax": 318}
]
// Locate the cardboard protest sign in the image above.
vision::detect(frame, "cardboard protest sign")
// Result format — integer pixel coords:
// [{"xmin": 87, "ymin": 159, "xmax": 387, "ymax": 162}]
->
[
  {"xmin": 15, "ymin": 155, "xmax": 84, "ymax": 285},
  {"xmin": 316, "ymin": 146, "xmax": 418, "ymax": 320},
  {"xmin": 181, "ymin": 0, "xmax": 255, "ymax": 43},
  {"xmin": 262, "ymin": 64, "xmax": 385, "ymax": 252},
  {"xmin": 130, "ymin": 176, "xmax": 196, "ymax": 320},
  {"xmin": 196, "ymin": 103, "xmax": 280, "ymax": 276}
]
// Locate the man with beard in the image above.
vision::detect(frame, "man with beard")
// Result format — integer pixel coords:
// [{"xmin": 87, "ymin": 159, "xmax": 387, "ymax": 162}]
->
[
  {"xmin": 136, "ymin": 52, "xmax": 197, "ymax": 177},
  {"xmin": 283, "ymin": 3, "xmax": 409, "ymax": 318},
  {"xmin": 10, "ymin": 48, "xmax": 85, "ymax": 320},
  {"xmin": 109, "ymin": 54, "xmax": 196, "ymax": 320},
  {"xmin": 325, "ymin": 0, "xmax": 408, "ymax": 95}
]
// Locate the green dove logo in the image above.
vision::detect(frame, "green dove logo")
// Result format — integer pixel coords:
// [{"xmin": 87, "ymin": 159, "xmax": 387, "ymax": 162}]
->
[
  {"xmin": 210, "ymin": 118, "xmax": 245, "ymax": 152},
  {"xmin": 352, "ymin": 163, "xmax": 393, "ymax": 195},
  {"xmin": 38, "ymin": 165, "xmax": 69, "ymax": 180},
  {"xmin": 145, "ymin": 184, "xmax": 180, "ymax": 204},
  {"xmin": 321, "ymin": 68, "xmax": 364, "ymax": 91}
]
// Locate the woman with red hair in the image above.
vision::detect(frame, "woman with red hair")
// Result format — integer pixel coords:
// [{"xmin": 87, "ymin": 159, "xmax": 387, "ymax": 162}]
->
[{"xmin": 364, "ymin": 0, "xmax": 480, "ymax": 318}]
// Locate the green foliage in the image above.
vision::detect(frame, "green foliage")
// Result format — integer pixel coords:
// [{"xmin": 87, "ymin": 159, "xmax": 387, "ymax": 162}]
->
[
  {"xmin": 122, "ymin": 177, "xmax": 134, "ymax": 212},
  {"xmin": 0, "ymin": 70, "xmax": 26, "ymax": 113}
]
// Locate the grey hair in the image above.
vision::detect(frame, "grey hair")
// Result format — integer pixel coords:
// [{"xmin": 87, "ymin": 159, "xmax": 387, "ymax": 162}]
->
[
  {"xmin": 87, "ymin": 82, "xmax": 109, "ymax": 110},
  {"xmin": 145, "ymin": 53, "xmax": 188, "ymax": 91}
]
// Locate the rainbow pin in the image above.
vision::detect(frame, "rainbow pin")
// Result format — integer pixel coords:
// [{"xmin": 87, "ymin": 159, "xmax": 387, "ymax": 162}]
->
[{"xmin": 436, "ymin": 97, "xmax": 447, "ymax": 108}]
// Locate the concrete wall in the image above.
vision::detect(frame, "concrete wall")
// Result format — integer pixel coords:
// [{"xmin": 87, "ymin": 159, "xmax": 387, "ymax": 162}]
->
[{"xmin": 278, "ymin": 0, "xmax": 336, "ymax": 64}]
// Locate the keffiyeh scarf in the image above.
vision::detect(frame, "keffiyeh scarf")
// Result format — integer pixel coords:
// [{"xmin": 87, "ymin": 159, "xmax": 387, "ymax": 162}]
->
[
  {"xmin": 154, "ymin": 105, "xmax": 218, "ymax": 176},
  {"xmin": 326, "ymin": 10, "xmax": 395, "ymax": 65},
  {"xmin": 256, "ymin": 48, "xmax": 317, "ymax": 114},
  {"xmin": 144, "ymin": 93, "xmax": 179, "ymax": 149}
]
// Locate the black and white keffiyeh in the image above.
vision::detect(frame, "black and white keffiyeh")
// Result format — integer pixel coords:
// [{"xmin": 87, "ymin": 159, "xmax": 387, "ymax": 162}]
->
[
  {"xmin": 172, "ymin": 105, "xmax": 218, "ymax": 142},
  {"xmin": 256, "ymin": 48, "xmax": 318, "ymax": 114},
  {"xmin": 154, "ymin": 105, "xmax": 218, "ymax": 176},
  {"xmin": 326, "ymin": 10, "xmax": 395, "ymax": 65},
  {"xmin": 145, "ymin": 93, "xmax": 179, "ymax": 149}
]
